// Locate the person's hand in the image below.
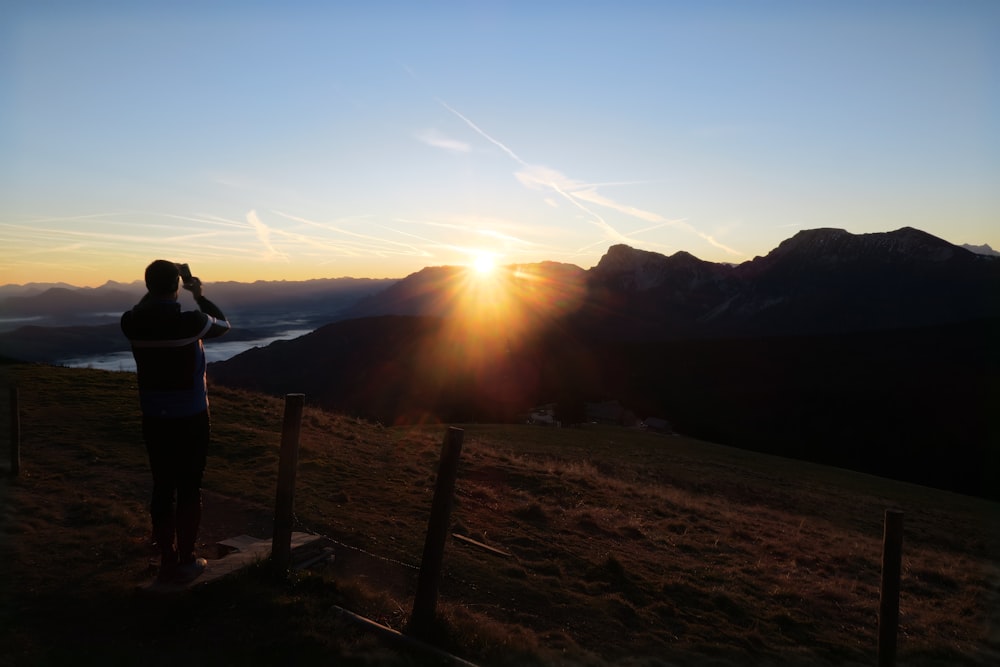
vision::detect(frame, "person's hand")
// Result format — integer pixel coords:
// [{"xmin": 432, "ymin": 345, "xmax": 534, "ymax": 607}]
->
[{"xmin": 183, "ymin": 276, "xmax": 204, "ymax": 299}]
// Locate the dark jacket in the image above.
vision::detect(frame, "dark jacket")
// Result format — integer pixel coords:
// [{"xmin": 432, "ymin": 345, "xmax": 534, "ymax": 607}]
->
[{"xmin": 121, "ymin": 295, "xmax": 231, "ymax": 418}]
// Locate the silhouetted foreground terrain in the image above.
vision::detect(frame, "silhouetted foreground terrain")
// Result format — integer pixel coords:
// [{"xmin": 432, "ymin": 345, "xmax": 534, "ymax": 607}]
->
[
  {"xmin": 2, "ymin": 364, "xmax": 998, "ymax": 666},
  {"xmin": 211, "ymin": 316, "xmax": 1000, "ymax": 500}
]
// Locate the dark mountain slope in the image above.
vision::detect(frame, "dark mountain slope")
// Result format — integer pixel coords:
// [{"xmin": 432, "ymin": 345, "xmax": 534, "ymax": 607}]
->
[
  {"xmin": 723, "ymin": 227, "xmax": 1000, "ymax": 335},
  {"xmin": 578, "ymin": 246, "xmax": 738, "ymax": 339},
  {"xmin": 609, "ymin": 318, "xmax": 1000, "ymax": 497},
  {"xmin": 210, "ymin": 313, "xmax": 1000, "ymax": 498},
  {"xmin": 208, "ymin": 227, "xmax": 1000, "ymax": 497},
  {"xmin": 209, "ymin": 315, "xmax": 548, "ymax": 424}
]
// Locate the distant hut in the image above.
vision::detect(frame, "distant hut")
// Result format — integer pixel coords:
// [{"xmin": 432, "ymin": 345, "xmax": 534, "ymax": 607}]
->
[
  {"xmin": 586, "ymin": 400, "xmax": 639, "ymax": 427},
  {"xmin": 528, "ymin": 403, "xmax": 557, "ymax": 426},
  {"xmin": 643, "ymin": 417, "xmax": 672, "ymax": 433}
]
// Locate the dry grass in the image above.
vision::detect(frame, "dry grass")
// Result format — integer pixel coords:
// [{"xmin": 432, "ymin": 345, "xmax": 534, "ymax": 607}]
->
[{"xmin": 1, "ymin": 363, "xmax": 998, "ymax": 666}]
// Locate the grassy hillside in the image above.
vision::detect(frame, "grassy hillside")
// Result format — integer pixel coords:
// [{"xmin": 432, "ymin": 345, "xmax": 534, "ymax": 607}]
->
[
  {"xmin": 209, "ymin": 316, "xmax": 1000, "ymax": 500},
  {"xmin": 1, "ymin": 363, "xmax": 998, "ymax": 666}
]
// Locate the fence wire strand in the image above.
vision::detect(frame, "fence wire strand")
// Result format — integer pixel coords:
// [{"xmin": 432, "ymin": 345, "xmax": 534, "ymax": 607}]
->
[{"xmin": 287, "ymin": 484, "xmax": 557, "ymax": 622}]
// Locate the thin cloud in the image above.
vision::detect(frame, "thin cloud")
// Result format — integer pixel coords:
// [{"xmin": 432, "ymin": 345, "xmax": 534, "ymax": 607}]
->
[
  {"xmin": 477, "ymin": 228, "xmax": 540, "ymax": 247},
  {"xmin": 272, "ymin": 211, "xmax": 434, "ymax": 258},
  {"xmin": 247, "ymin": 210, "xmax": 289, "ymax": 262},
  {"xmin": 571, "ymin": 188, "xmax": 669, "ymax": 225},
  {"xmin": 392, "ymin": 215, "xmax": 545, "ymax": 246},
  {"xmin": 700, "ymin": 234, "xmax": 742, "ymax": 257},
  {"xmin": 1, "ymin": 221, "xmax": 185, "ymax": 246},
  {"xmin": 547, "ymin": 179, "xmax": 634, "ymax": 246},
  {"xmin": 416, "ymin": 129, "xmax": 471, "ymax": 153},
  {"xmin": 515, "ymin": 165, "xmax": 581, "ymax": 192}
]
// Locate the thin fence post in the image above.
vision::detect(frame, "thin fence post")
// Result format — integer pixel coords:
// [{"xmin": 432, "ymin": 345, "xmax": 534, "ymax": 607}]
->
[
  {"xmin": 272, "ymin": 393, "xmax": 305, "ymax": 577},
  {"xmin": 878, "ymin": 509, "xmax": 904, "ymax": 667},
  {"xmin": 409, "ymin": 426, "xmax": 464, "ymax": 638},
  {"xmin": 9, "ymin": 385, "xmax": 19, "ymax": 477}
]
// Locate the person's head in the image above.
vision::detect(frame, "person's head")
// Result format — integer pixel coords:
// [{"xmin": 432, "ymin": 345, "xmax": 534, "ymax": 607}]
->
[{"xmin": 144, "ymin": 260, "xmax": 180, "ymax": 297}]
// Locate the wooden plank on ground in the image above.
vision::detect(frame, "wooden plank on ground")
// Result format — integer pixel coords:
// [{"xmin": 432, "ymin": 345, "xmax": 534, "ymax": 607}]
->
[{"xmin": 136, "ymin": 532, "xmax": 326, "ymax": 594}]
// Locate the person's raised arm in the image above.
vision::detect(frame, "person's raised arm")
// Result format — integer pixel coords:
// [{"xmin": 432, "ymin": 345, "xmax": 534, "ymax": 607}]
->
[{"xmin": 183, "ymin": 277, "xmax": 230, "ymax": 336}]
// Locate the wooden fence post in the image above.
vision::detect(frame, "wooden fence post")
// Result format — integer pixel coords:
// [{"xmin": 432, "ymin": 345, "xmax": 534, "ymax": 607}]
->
[
  {"xmin": 409, "ymin": 426, "xmax": 464, "ymax": 638},
  {"xmin": 878, "ymin": 509, "xmax": 904, "ymax": 667},
  {"xmin": 272, "ymin": 393, "xmax": 305, "ymax": 577},
  {"xmin": 9, "ymin": 385, "xmax": 19, "ymax": 477}
]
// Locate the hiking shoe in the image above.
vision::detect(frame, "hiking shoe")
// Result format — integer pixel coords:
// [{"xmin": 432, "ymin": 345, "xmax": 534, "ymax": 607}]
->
[{"xmin": 172, "ymin": 557, "xmax": 208, "ymax": 584}]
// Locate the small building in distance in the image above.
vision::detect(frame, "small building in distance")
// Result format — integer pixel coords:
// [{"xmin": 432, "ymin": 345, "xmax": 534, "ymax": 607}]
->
[
  {"xmin": 586, "ymin": 400, "xmax": 639, "ymax": 428},
  {"xmin": 642, "ymin": 417, "xmax": 673, "ymax": 434},
  {"xmin": 528, "ymin": 403, "xmax": 558, "ymax": 426}
]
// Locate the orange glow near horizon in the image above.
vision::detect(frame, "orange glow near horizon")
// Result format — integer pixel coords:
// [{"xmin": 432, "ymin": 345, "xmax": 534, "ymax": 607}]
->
[
  {"xmin": 1, "ymin": 255, "xmax": 426, "ymax": 288},
  {"xmin": 399, "ymin": 263, "xmax": 588, "ymax": 419}
]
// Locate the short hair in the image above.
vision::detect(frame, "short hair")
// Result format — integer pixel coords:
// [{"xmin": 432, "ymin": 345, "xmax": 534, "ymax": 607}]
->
[{"xmin": 145, "ymin": 259, "xmax": 180, "ymax": 295}]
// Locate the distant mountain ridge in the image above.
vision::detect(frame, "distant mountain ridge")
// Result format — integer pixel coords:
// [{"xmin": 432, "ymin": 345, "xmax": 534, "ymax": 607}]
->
[
  {"xmin": 342, "ymin": 227, "xmax": 1000, "ymax": 339},
  {"xmin": 4, "ymin": 227, "xmax": 996, "ymax": 334},
  {"xmin": 208, "ymin": 227, "xmax": 1000, "ymax": 498},
  {"xmin": 961, "ymin": 242, "xmax": 1000, "ymax": 257},
  {"xmin": 1, "ymin": 285, "xmax": 141, "ymax": 318},
  {"xmin": 0, "ymin": 277, "xmax": 396, "ymax": 360},
  {"xmin": 0, "ymin": 276, "xmax": 396, "ymax": 331}
]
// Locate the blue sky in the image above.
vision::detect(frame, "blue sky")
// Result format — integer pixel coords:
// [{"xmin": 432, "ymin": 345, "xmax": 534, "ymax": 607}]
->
[{"xmin": 2, "ymin": 0, "xmax": 997, "ymax": 286}]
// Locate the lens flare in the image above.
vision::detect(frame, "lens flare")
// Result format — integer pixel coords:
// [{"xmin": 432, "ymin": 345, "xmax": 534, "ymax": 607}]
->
[
  {"xmin": 389, "ymin": 261, "xmax": 589, "ymax": 424},
  {"xmin": 471, "ymin": 253, "xmax": 496, "ymax": 276}
]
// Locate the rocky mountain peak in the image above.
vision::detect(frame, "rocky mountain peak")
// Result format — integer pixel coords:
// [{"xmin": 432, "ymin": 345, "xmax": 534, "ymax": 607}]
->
[
  {"xmin": 592, "ymin": 245, "xmax": 670, "ymax": 290},
  {"xmin": 592, "ymin": 244, "xmax": 729, "ymax": 292},
  {"xmin": 751, "ymin": 227, "xmax": 966, "ymax": 274}
]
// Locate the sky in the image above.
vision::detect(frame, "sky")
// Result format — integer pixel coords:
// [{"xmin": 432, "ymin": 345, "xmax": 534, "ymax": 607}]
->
[{"xmin": 2, "ymin": 0, "xmax": 997, "ymax": 287}]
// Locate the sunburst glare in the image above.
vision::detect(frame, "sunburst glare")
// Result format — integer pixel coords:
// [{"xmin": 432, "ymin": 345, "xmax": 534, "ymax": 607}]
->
[
  {"xmin": 471, "ymin": 252, "xmax": 497, "ymax": 276},
  {"xmin": 424, "ymin": 262, "xmax": 588, "ymax": 374}
]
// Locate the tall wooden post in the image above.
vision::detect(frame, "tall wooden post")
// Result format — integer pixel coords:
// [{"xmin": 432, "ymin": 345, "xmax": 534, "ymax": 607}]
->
[
  {"xmin": 9, "ymin": 385, "xmax": 19, "ymax": 477},
  {"xmin": 409, "ymin": 426, "xmax": 464, "ymax": 638},
  {"xmin": 272, "ymin": 393, "xmax": 305, "ymax": 577},
  {"xmin": 878, "ymin": 509, "xmax": 904, "ymax": 667}
]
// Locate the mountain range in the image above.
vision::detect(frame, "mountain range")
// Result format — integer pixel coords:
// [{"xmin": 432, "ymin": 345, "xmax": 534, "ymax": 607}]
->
[
  {"xmin": 0, "ymin": 277, "xmax": 395, "ymax": 360},
  {"xmin": 3, "ymin": 227, "xmax": 997, "ymax": 339},
  {"xmin": 206, "ymin": 227, "xmax": 1000, "ymax": 499},
  {"xmin": 0, "ymin": 277, "xmax": 394, "ymax": 328},
  {"xmin": 332, "ymin": 226, "xmax": 1000, "ymax": 340},
  {"xmin": 3, "ymin": 227, "xmax": 998, "ymax": 498}
]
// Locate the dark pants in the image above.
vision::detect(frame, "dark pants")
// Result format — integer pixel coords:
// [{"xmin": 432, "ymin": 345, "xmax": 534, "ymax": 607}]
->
[{"xmin": 142, "ymin": 411, "xmax": 210, "ymax": 564}]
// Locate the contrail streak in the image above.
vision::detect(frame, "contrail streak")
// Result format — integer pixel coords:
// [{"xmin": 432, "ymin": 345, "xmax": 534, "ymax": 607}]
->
[
  {"xmin": 437, "ymin": 99, "xmax": 527, "ymax": 165},
  {"xmin": 437, "ymin": 98, "xmax": 744, "ymax": 259},
  {"xmin": 247, "ymin": 210, "xmax": 288, "ymax": 261}
]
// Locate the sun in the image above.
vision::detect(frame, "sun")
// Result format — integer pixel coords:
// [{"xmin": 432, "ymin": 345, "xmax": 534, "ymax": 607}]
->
[{"xmin": 471, "ymin": 253, "xmax": 497, "ymax": 276}]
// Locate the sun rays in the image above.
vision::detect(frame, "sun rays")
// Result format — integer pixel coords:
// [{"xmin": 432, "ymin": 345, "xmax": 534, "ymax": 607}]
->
[
  {"xmin": 402, "ymin": 260, "xmax": 587, "ymax": 382},
  {"xmin": 470, "ymin": 252, "xmax": 497, "ymax": 277}
]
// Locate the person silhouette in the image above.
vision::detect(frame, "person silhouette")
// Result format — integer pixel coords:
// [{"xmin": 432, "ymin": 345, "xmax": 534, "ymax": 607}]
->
[{"xmin": 121, "ymin": 260, "xmax": 231, "ymax": 583}]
